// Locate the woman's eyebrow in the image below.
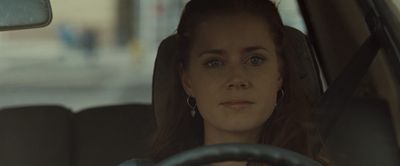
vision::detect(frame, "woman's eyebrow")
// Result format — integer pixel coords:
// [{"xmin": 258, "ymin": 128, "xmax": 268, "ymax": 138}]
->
[
  {"xmin": 244, "ymin": 46, "xmax": 269, "ymax": 53},
  {"xmin": 197, "ymin": 46, "xmax": 269, "ymax": 57},
  {"xmin": 198, "ymin": 49, "xmax": 225, "ymax": 57}
]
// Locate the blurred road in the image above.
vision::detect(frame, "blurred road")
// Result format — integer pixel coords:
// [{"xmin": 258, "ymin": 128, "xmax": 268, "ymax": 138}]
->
[{"xmin": 0, "ymin": 41, "xmax": 156, "ymax": 111}]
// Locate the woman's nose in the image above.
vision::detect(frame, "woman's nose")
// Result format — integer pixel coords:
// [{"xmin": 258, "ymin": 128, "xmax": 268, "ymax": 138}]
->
[
  {"xmin": 227, "ymin": 79, "xmax": 250, "ymax": 89},
  {"xmin": 226, "ymin": 67, "xmax": 251, "ymax": 89}
]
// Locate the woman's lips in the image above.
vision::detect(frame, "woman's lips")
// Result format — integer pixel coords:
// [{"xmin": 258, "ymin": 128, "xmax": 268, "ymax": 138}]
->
[{"xmin": 220, "ymin": 100, "xmax": 254, "ymax": 109}]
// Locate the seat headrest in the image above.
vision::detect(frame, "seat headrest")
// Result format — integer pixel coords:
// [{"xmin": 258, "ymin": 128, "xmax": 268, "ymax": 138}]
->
[
  {"xmin": 282, "ymin": 26, "xmax": 322, "ymax": 102},
  {"xmin": 152, "ymin": 26, "xmax": 322, "ymax": 123}
]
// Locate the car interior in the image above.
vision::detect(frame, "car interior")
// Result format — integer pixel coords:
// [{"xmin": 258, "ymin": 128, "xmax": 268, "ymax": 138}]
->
[{"xmin": 0, "ymin": 0, "xmax": 399, "ymax": 166}]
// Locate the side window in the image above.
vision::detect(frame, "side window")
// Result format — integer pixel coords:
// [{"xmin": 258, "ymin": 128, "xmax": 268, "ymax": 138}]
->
[
  {"xmin": 389, "ymin": 0, "xmax": 400, "ymax": 12},
  {"xmin": 276, "ymin": 0, "xmax": 308, "ymax": 33}
]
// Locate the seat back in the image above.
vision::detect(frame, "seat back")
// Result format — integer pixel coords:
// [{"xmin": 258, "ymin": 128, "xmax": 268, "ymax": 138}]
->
[
  {"xmin": 326, "ymin": 98, "xmax": 400, "ymax": 166},
  {"xmin": 0, "ymin": 105, "xmax": 73, "ymax": 166},
  {"xmin": 283, "ymin": 27, "xmax": 323, "ymax": 102},
  {"xmin": 152, "ymin": 34, "xmax": 180, "ymax": 124},
  {"xmin": 74, "ymin": 104, "xmax": 156, "ymax": 166}
]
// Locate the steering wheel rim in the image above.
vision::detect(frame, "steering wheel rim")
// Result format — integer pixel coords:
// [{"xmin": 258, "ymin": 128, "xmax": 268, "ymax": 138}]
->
[{"xmin": 156, "ymin": 143, "xmax": 322, "ymax": 166}]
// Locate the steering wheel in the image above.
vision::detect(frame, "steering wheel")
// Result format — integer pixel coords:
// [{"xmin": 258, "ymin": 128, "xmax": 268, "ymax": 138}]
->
[{"xmin": 156, "ymin": 143, "xmax": 322, "ymax": 166}]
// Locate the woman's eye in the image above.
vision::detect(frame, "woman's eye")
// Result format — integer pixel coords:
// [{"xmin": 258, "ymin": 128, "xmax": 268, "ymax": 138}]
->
[
  {"xmin": 248, "ymin": 56, "xmax": 266, "ymax": 65},
  {"xmin": 205, "ymin": 59, "xmax": 224, "ymax": 68}
]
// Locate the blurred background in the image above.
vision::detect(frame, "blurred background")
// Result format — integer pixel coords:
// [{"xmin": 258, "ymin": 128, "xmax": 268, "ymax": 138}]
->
[{"xmin": 0, "ymin": 0, "xmax": 306, "ymax": 111}]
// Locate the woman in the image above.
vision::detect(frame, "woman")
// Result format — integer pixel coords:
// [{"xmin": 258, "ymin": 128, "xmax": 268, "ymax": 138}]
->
[{"xmin": 121, "ymin": 0, "xmax": 330, "ymax": 165}]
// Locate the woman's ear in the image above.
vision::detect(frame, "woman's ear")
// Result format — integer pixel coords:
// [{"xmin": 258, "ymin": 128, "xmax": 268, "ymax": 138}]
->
[{"xmin": 179, "ymin": 64, "xmax": 194, "ymax": 96}]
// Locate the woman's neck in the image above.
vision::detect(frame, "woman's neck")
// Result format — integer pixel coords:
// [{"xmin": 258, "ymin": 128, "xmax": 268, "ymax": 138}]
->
[{"xmin": 203, "ymin": 121, "xmax": 262, "ymax": 145}]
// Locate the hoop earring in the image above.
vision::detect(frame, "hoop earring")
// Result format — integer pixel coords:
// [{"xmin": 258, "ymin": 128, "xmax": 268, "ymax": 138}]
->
[
  {"xmin": 276, "ymin": 89, "xmax": 285, "ymax": 107},
  {"xmin": 186, "ymin": 96, "xmax": 197, "ymax": 117}
]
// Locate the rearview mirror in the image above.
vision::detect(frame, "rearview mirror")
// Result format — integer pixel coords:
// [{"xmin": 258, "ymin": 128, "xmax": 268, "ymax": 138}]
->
[{"xmin": 0, "ymin": 0, "xmax": 52, "ymax": 31}]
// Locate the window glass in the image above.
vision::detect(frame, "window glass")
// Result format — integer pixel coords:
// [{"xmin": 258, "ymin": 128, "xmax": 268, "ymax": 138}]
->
[
  {"xmin": 389, "ymin": 0, "xmax": 400, "ymax": 13},
  {"xmin": 275, "ymin": 0, "xmax": 308, "ymax": 33},
  {"xmin": 0, "ymin": 0, "xmax": 154, "ymax": 111},
  {"xmin": 0, "ymin": 0, "xmax": 308, "ymax": 111}
]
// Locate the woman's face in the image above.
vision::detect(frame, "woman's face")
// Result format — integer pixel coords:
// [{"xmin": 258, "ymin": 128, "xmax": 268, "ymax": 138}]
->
[{"xmin": 181, "ymin": 13, "xmax": 283, "ymax": 134}]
